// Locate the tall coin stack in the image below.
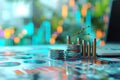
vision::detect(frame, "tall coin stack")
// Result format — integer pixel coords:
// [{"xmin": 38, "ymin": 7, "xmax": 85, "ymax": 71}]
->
[{"xmin": 65, "ymin": 35, "xmax": 81, "ymax": 61}]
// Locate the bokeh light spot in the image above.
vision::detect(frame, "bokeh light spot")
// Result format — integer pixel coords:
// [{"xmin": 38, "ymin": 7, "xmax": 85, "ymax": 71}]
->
[
  {"xmin": 50, "ymin": 38, "xmax": 55, "ymax": 44},
  {"xmin": 100, "ymin": 40, "xmax": 105, "ymax": 46},
  {"xmin": 62, "ymin": 5, "xmax": 68, "ymax": 18},
  {"xmin": 22, "ymin": 29, "xmax": 27, "ymax": 35},
  {"xmin": 4, "ymin": 29, "xmax": 11, "ymax": 39},
  {"xmin": 57, "ymin": 26, "xmax": 63, "ymax": 34},
  {"xmin": 81, "ymin": 5, "xmax": 88, "ymax": 17},
  {"xmin": 14, "ymin": 37, "xmax": 20, "ymax": 44},
  {"xmin": 10, "ymin": 28, "xmax": 15, "ymax": 34},
  {"xmin": 69, "ymin": 0, "xmax": 75, "ymax": 7},
  {"xmin": 96, "ymin": 30, "xmax": 104, "ymax": 39}
]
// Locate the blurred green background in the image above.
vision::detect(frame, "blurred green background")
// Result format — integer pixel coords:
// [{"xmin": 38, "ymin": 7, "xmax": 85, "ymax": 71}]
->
[{"xmin": 0, "ymin": 0, "xmax": 111, "ymax": 46}]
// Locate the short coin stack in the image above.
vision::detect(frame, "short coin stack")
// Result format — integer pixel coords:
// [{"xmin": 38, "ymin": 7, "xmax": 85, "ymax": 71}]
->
[{"xmin": 49, "ymin": 49, "xmax": 65, "ymax": 60}]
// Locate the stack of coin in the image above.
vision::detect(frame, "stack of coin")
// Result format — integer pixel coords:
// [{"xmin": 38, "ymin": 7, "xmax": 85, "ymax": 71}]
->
[
  {"xmin": 87, "ymin": 42, "xmax": 91, "ymax": 59},
  {"xmin": 65, "ymin": 43, "xmax": 81, "ymax": 61},
  {"xmin": 67, "ymin": 44, "xmax": 81, "ymax": 53},
  {"xmin": 49, "ymin": 49, "xmax": 65, "ymax": 60},
  {"xmin": 82, "ymin": 40, "xmax": 86, "ymax": 57},
  {"xmin": 92, "ymin": 38, "xmax": 96, "ymax": 59}
]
